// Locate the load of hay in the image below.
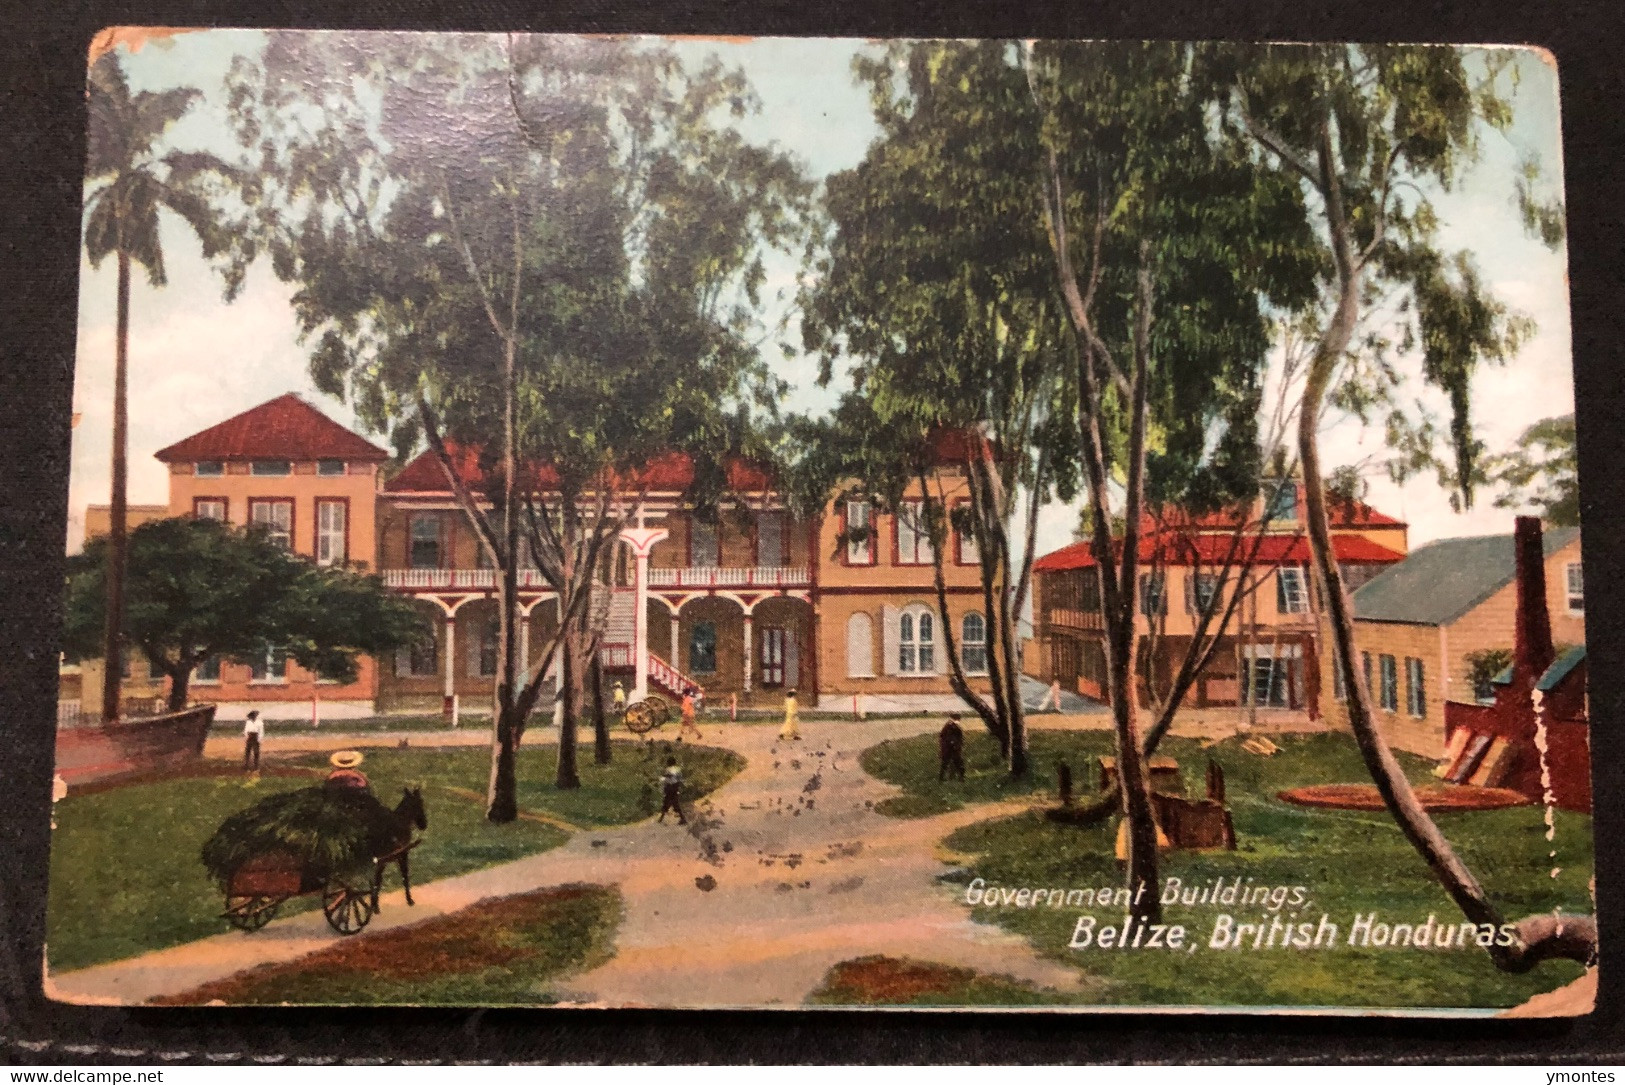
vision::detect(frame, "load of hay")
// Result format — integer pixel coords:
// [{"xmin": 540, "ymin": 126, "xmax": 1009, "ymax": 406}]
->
[{"xmin": 202, "ymin": 786, "xmax": 399, "ymax": 888}]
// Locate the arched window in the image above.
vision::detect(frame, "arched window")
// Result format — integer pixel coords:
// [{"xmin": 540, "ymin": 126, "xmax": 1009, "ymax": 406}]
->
[
  {"xmin": 961, "ymin": 612, "xmax": 988, "ymax": 675},
  {"xmin": 846, "ymin": 612, "xmax": 874, "ymax": 678},
  {"xmin": 899, "ymin": 604, "xmax": 936, "ymax": 674}
]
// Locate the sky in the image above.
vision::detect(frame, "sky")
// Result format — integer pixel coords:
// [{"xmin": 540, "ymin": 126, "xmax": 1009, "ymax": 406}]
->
[{"xmin": 69, "ymin": 33, "xmax": 1574, "ymax": 560}]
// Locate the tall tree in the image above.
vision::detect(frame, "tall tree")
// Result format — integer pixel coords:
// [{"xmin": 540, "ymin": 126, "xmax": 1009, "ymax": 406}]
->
[
  {"xmin": 1223, "ymin": 43, "xmax": 1591, "ymax": 967},
  {"xmin": 229, "ymin": 34, "xmax": 808, "ymax": 815},
  {"xmin": 801, "ymin": 41, "xmax": 1066, "ymax": 776},
  {"xmin": 82, "ymin": 52, "xmax": 240, "ymax": 722},
  {"xmin": 63, "ymin": 518, "xmax": 426, "ymax": 711},
  {"xmin": 1026, "ymin": 41, "xmax": 1319, "ymax": 921}
]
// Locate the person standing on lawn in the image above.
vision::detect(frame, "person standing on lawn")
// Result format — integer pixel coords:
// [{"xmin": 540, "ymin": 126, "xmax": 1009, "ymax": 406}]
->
[
  {"xmin": 938, "ymin": 713, "xmax": 965, "ymax": 781},
  {"xmin": 679, "ymin": 690, "xmax": 703, "ymax": 741},
  {"xmin": 242, "ymin": 710, "xmax": 263, "ymax": 772},
  {"xmin": 779, "ymin": 688, "xmax": 801, "ymax": 741},
  {"xmin": 657, "ymin": 756, "xmax": 687, "ymax": 824}
]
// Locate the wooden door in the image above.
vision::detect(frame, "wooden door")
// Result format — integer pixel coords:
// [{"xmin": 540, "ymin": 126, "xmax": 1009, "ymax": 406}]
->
[{"xmin": 760, "ymin": 627, "xmax": 787, "ymax": 687}]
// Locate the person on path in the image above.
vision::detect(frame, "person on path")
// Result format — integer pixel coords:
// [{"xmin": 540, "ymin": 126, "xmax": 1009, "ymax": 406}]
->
[
  {"xmin": 679, "ymin": 690, "xmax": 703, "ymax": 741},
  {"xmin": 613, "ymin": 681, "xmax": 627, "ymax": 716},
  {"xmin": 1036, "ymin": 678, "xmax": 1063, "ymax": 713},
  {"xmin": 242, "ymin": 710, "xmax": 263, "ymax": 772},
  {"xmin": 779, "ymin": 688, "xmax": 801, "ymax": 741},
  {"xmin": 938, "ymin": 713, "xmax": 966, "ymax": 781},
  {"xmin": 324, "ymin": 749, "xmax": 370, "ymax": 791},
  {"xmin": 657, "ymin": 756, "xmax": 687, "ymax": 824}
]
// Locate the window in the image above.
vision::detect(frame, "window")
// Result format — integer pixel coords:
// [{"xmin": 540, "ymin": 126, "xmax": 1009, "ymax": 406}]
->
[
  {"xmin": 396, "ymin": 634, "xmax": 438, "ymax": 678},
  {"xmin": 119, "ymin": 648, "xmax": 132, "ymax": 680},
  {"xmin": 195, "ymin": 460, "xmax": 224, "ymax": 477},
  {"xmin": 1187, "ymin": 572, "xmax": 1220, "ymax": 615},
  {"xmin": 757, "ymin": 513, "xmax": 786, "ymax": 567},
  {"xmin": 689, "ymin": 621, "xmax": 718, "ymax": 674},
  {"xmin": 249, "ymin": 499, "xmax": 293, "ymax": 550},
  {"xmin": 317, "ymin": 459, "xmax": 346, "ymax": 476},
  {"xmin": 193, "ymin": 498, "xmax": 226, "ymax": 521},
  {"xmin": 956, "ymin": 504, "xmax": 980, "ymax": 565},
  {"xmin": 316, "ymin": 499, "xmax": 347, "ymax": 566},
  {"xmin": 1240, "ymin": 643, "xmax": 1302, "ymax": 708},
  {"xmin": 1332, "ymin": 645, "xmax": 1347, "ymax": 702},
  {"xmin": 1379, "ymin": 654, "xmax": 1398, "ymax": 712},
  {"xmin": 961, "ymin": 612, "xmax": 988, "ymax": 675},
  {"xmin": 195, "ymin": 655, "xmax": 221, "ymax": 683},
  {"xmin": 690, "ymin": 520, "xmax": 719, "ymax": 567},
  {"xmin": 899, "ymin": 605, "xmax": 936, "ymax": 674},
  {"xmin": 1362, "ymin": 652, "xmax": 1373, "ymax": 700},
  {"xmin": 251, "ymin": 460, "xmax": 292, "ymax": 477},
  {"xmin": 896, "ymin": 500, "xmax": 934, "ymax": 565},
  {"xmin": 845, "ymin": 613, "xmax": 875, "ymax": 678},
  {"xmin": 471, "ymin": 618, "xmax": 499, "ymax": 678},
  {"xmin": 1567, "ymin": 562, "xmax": 1584, "ymax": 614},
  {"xmin": 1276, "ymin": 567, "xmax": 1309, "ymax": 614},
  {"xmin": 845, "ymin": 501, "xmax": 874, "ymax": 565},
  {"xmin": 1406, "ymin": 656, "xmax": 1426, "ymax": 718},
  {"xmin": 1266, "ymin": 480, "xmax": 1298, "ymax": 522},
  {"xmin": 250, "ymin": 647, "xmax": 288, "ymax": 683},
  {"xmin": 409, "ymin": 514, "xmax": 442, "ymax": 569},
  {"xmin": 1139, "ymin": 572, "xmax": 1166, "ymax": 617}
]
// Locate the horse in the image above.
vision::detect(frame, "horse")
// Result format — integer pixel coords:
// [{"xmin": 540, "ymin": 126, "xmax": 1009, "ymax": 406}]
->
[{"xmin": 369, "ymin": 786, "xmax": 427, "ymax": 912}]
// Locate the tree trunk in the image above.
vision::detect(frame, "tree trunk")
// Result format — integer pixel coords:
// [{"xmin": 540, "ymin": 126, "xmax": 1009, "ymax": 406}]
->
[
  {"xmin": 487, "ymin": 701, "xmax": 522, "ymax": 823},
  {"xmin": 555, "ymin": 633, "xmax": 581, "ymax": 789},
  {"xmin": 100, "ymin": 250, "xmax": 131, "ymax": 724},
  {"xmin": 165, "ymin": 664, "xmax": 190, "ymax": 713},
  {"xmin": 591, "ymin": 648, "xmax": 611, "ymax": 764}
]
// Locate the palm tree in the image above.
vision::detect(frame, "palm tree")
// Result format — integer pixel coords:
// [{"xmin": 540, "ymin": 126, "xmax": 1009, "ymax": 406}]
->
[{"xmin": 83, "ymin": 53, "xmax": 238, "ymax": 722}]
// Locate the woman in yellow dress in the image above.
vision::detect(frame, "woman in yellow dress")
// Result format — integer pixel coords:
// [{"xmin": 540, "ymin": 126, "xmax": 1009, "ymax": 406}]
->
[{"xmin": 778, "ymin": 688, "xmax": 800, "ymax": 741}]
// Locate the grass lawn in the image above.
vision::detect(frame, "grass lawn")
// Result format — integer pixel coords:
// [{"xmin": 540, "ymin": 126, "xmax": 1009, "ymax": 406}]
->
[
  {"xmin": 154, "ymin": 885, "xmax": 621, "ymax": 1005},
  {"xmin": 284, "ymin": 739, "xmax": 743, "ymax": 829},
  {"xmin": 48, "ymin": 740, "xmax": 740, "ymax": 973},
  {"xmin": 807, "ymin": 955, "xmax": 1072, "ymax": 1007},
  {"xmin": 875, "ymin": 728, "xmax": 1592, "ymax": 1009}
]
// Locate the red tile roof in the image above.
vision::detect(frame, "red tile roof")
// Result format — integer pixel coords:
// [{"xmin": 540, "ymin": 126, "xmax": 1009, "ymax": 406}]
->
[
  {"xmin": 1032, "ymin": 532, "xmax": 1404, "ymax": 573},
  {"xmin": 1145, "ymin": 500, "xmax": 1404, "ymax": 532},
  {"xmin": 154, "ymin": 394, "xmax": 388, "ymax": 464},
  {"xmin": 384, "ymin": 442, "xmax": 775, "ymax": 496}
]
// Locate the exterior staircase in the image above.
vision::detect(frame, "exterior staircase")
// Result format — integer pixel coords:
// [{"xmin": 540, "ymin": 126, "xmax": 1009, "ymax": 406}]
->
[{"xmin": 647, "ymin": 653, "xmax": 702, "ymax": 699}]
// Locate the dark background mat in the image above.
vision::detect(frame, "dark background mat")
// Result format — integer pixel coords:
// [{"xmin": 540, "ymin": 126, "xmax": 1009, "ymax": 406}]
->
[{"xmin": 3, "ymin": 0, "xmax": 1623, "ymax": 1064}]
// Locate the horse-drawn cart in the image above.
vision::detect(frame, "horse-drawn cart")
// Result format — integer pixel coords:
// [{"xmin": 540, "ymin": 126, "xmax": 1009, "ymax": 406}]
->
[{"xmin": 221, "ymin": 838, "xmax": 422, "ymax": 935}]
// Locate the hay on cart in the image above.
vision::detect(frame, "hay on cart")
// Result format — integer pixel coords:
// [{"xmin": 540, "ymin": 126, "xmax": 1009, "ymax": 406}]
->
[{"xmin": 201, "ymin": 786, "xmax": 402, "ymax": 888}]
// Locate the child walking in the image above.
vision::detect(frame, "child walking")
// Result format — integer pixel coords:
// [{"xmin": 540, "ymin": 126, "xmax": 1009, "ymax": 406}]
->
[{"xmin": 657, "ymin": 756, "xmax": 687, "ymax": 824}]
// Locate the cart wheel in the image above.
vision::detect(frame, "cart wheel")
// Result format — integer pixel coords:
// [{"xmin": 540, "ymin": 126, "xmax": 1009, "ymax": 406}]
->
[
  {"xmin": 646, "ymin": 695, "xmax": 670, "ymax": 725},
  {"xmin": 322, "ymin": 880, "xmax": 375, "ymax": 935},
  {"xmin": 225, "ymin": 894, "xmax": 280, "ymax": 932},
  {"xmin": 623, "ymin": 701, "xmax": 657, "ymax": 734}
]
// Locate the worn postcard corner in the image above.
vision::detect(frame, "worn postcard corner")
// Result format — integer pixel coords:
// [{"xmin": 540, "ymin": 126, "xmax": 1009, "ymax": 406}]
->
[{"xmin": 49, "ymin": 31, "xmax": 1592, "ymax": 1015}]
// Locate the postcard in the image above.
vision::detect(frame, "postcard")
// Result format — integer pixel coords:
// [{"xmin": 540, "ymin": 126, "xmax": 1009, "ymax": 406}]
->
[{"xmin": 45, "ymin": 29, "xmax": 1593, "ymax": 1014}]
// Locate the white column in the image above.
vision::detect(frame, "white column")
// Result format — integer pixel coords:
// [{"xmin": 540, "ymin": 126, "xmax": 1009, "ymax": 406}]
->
[
  {"xmin": 670, "ymin": 613, "xmax": 681, "ymax": 673},
  {"xmin": 634, "ymin": 550, "xmax": 651, "ymax": 701},
  {"xmin": 553, "ymin": 596, "xmax": 565, "ymax": 728},
  {"xmin": 742, "ymin": 613, "xmax": 754, "ymax": 695},
  {"xmin": 442, "ymin": 609, "xmax": 457, "ymax": 723},
  {"xmin": 517, "ymin": 608, "xmax": 531, "ymax": 693}
]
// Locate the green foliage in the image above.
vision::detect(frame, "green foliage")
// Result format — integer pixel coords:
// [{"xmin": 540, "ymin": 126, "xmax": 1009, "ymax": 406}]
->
[
  {"xmin": 1465, "ymin": 648, "xmax": 1515, "ymax": 701},
  {"xmin": 229, "ymin": 33, "xmax": 811, "ymax": 500},
  {"xmin": 62, "ymin": 517, "xmax": 427, "ymax": 701},
  {"xmin": 1485, "ymin": 413, "xmax": 1579, "ymax": 526},
  {"xmin": 84, "ymin": 52, "xmax": 244, "ymax": 294}
]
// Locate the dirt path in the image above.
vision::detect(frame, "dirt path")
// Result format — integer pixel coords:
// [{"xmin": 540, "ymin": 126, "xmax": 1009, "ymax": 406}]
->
[{"xmin": 49, "ymin": 717, "xmax": 1086, "ymax": 1007}]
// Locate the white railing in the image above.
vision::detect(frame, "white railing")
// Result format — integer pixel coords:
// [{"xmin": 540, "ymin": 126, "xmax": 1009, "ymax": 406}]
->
[
  {"xmin": 647, "ymin": 653, "xmax": 700, "ymax": 697},
  {"xmin": 647, "ymin": 565, "xmax": 809, "ymax": 589},
  {"xmin": 599, "ymin": 644, "xmax": 632, "ymax": 669},
  {"xmin": 383, "ymin": 568, "xmax": 552, "ymax": 590}
]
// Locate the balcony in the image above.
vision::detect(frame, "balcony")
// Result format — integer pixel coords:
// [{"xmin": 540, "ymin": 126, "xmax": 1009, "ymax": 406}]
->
[
  {"xmin": 382, "ymin": 568, "xmax": 552, "ymax": 591},
  {"xmin": 647, "ymin": 565, "xmax": 810, "ymax": 589},
  {"xmin": 1049, "ymin": 607, "xmax": 1105, "ymax": 632}
]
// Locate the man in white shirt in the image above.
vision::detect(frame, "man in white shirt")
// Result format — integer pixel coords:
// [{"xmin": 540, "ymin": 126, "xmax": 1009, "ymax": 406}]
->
[{"xmin": 243, "ymin": 710, "xmax": 264, "ymax": 771}]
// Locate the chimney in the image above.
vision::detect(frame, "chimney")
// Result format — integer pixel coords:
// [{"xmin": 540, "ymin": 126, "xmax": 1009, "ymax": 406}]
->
[{"xmin": 1512, "ymin": 515, "xmax": 1556, "ymax": 686}]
